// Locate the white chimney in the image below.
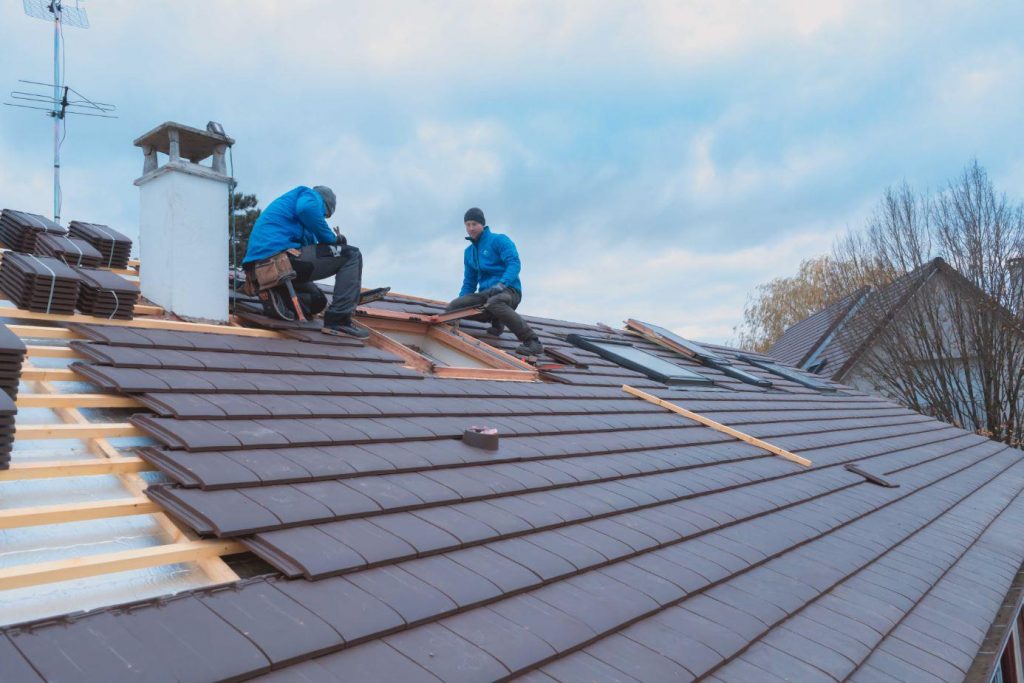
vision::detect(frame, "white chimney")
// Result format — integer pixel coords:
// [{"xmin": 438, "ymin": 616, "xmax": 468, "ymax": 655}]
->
[{"xmin": 133, "ymin": 122, "xmax": 234, "ymax": 322}]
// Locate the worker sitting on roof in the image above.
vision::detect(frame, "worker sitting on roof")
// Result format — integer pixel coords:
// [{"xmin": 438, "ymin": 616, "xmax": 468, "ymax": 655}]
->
[
  {"xmin": 445, "ymin": 207, "xmax": 543, "ymax": 356},
  {"xmin": 242, "ymin": 185, "xmax": 367, "ymax": 338}
]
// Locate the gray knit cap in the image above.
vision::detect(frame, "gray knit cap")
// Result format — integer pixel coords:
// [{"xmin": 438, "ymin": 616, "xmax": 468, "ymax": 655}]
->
[{"xmin": 313, "ymin": 186, "xmax": 336, "ymax": 218}]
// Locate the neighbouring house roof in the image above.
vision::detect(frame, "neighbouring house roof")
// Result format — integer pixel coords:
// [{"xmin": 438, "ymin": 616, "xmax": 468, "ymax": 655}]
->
[
  {"xmin": 2, "ymin": 293, "xmax": 1023, "ymax": 682},
  {"xmin": 767, "ymin": 287, "xmax": 870, "ymax": 369},
  {"xmin": 767, "ymin": 258, "xmax": 1012, "ymax": 381}
]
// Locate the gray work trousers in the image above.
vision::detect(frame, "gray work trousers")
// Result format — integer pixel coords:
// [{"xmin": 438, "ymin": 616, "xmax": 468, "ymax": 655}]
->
[
  {"xmin": 290, "ymin": 244, "xmax": 363, "ymax": 325},
  {"xmin": 446, "ymin": 288, "xmax": 537, "ymax": 341}
]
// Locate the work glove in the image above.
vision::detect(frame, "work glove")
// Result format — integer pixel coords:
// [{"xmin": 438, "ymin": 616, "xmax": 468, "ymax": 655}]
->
[
  {"xmin": 333, "ymin": 227, "xmax": 347, "ymax": 245},
  {"xmin": 483, "ymin": 282, "xmax": 507, "ymax": 298}
]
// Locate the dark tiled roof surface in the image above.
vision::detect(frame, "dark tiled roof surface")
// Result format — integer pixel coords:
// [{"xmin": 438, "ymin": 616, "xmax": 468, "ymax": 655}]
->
[
  {"xmin": 767, "ymin": 288, "xmax": 867, "ymax": 369},
  {"xmin": 3, "ymin": 299, "xmax": 1022, "ymax": 682}
]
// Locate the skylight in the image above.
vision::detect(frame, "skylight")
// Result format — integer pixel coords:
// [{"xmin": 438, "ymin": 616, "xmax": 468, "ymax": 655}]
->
[
  {"xmin": 626, "ymin": 319, "xmax": 773, "ymax": 388},
  {"xmin": 738, "ymin": 355, "xmax": 837, "ymax": 392},
  {"xmin": 356, "ymin": 313, "xmax": 539, "ymax": 381},
  {"xmin": 567, "ymin": 334, "xmax": 713, "ymax": 386}
]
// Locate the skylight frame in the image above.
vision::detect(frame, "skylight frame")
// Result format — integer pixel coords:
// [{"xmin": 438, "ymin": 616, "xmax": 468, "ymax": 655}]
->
[
  {"xmin": 566, "ymin": 333, "xmax": 714, "ymax": 386},
  {"xmin": 356, "ymin": 314, "xmax": 538, "ymax": 381},
  {"xmin": 625, "ymin": 319, "xmax": 773, "ymax": 388},
  {"xmin": 738, "ymin": 354, "xmax": 837, "ymax": 392}
]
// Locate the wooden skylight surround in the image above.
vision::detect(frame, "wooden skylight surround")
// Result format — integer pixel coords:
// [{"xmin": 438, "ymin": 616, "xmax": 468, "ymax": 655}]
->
[{"xmin": 355, "ymin": 312, "xmax": 538, "ymax": 381}]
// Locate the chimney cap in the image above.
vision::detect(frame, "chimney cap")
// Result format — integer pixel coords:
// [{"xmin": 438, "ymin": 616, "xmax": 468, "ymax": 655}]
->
[{"xmin": 133, "ymin": 121, "xmax": 234, "ymax": 162}]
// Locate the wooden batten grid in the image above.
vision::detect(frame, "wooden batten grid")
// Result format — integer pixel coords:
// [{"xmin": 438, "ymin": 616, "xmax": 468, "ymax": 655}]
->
[
  {"xmin": 0, "ymin": 276, "xmax": 541, "ymax": 593},
  {"xmin": 0, "ymin": 312, "xmax": 245, "ymax": 591},
  {"xmin": 622, "ymin": 384, "xmax": 812, "ymax": 468}
]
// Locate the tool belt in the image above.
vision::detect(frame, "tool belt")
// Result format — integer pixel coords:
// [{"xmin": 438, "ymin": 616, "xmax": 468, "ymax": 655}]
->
[{"xmin": 242, "ymin": 251, "xmax": 296, "ymax": 296}]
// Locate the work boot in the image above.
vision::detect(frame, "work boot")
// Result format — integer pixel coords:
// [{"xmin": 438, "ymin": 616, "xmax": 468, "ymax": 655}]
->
[
  {"xmin": 485, "ymin": 322, "xmax": 505, "ymax": 337},
  {"xmin": 515, "ymin": 337, "xmax": 543, "ymax": 357},
  {"xmin": 323, "ymin": 318, "xmax": 370, "ymax": 339}
]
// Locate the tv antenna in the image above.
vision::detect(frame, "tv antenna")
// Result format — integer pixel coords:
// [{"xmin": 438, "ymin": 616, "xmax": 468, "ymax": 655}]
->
[{"xmin": 4, "ymin": 1, "xmax": 117, "ymax": 225}]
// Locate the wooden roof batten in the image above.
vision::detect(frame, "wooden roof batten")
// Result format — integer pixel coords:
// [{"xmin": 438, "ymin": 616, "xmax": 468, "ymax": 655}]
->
[
  {"xmin": 623, "ymin": 384, "xmax": 813, "ymax": 467},
  {"xmin": 0, "ymin": 306, "xmax": 247, "ymax": 596}
]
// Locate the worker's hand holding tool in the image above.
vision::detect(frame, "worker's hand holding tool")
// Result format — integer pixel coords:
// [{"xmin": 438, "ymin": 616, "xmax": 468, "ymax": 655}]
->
[{"xmin": 333, "ymin": 227, "xmax": 347, "ymax": 245}]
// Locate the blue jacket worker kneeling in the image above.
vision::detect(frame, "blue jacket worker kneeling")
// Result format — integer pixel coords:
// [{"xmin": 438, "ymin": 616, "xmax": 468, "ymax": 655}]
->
[
  {"xmin": 445, "ymin": 207, "xmax": 543, "ymax": 357},
  {"xmin": 242, "ymin": 185, "xmax": 367, "ymax": 338}
]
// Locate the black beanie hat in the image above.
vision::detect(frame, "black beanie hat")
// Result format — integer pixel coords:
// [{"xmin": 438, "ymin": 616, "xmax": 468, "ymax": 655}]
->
[{"xmin": 464, "ymin": 207, "xmax": 486, "ymax": 225}]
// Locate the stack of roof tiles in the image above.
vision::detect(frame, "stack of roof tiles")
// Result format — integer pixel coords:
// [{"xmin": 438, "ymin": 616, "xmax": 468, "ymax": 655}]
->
[
  {"xmin": 0, "ymin": 323, "xmax": 27, "ymax": 401},
  {"xmin": 33, "ymin": 233, "xmax": 103, "ymax": 268},
  {"xmin": 0, "ymin": 323, "xmax": 23, "ymax": 471},
  {"xmin": 0, "ymin": 385, "xmax": 15, "ymax": 471},
  {"xmin": 67, "ymin": 221, "xmax": 132, "ymax": 269},
  {"xmin": 4, "ymin": 296, "xmax": 1021, "ymax": 682},
  {"xmin": 0, "ymin": 209, "xmax": 67, "ymax": 252},
  {"xmin": 0, "ymin": 252, "xmax": 81, "ymax": 314},
  {"xmin": 73, "ymin": 266, "xmax": 139, "ymax": 320}
]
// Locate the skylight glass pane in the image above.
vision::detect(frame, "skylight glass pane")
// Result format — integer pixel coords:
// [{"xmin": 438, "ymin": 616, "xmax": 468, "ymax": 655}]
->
[
  {"xmin": 567, "ymin": 334, "xmax": 713, "ymax": 386},
  {"xmin": 629, "ymin": 319, "xmax": 772, "ymax": 388},
  {"xmin": 739, "ymin": 355, "xmax": 837, "ymax": 392}
]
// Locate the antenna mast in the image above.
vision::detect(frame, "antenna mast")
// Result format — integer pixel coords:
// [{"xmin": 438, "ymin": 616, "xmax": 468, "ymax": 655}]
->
[{"xmin": 5, "ymin": 1, "xmax": 116, "ymax": 225}]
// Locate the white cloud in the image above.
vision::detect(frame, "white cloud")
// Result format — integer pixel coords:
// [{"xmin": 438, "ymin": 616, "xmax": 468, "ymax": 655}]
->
[{"xmin": 523, "ymin": 222, "xmax": 843, "ymax": 340}]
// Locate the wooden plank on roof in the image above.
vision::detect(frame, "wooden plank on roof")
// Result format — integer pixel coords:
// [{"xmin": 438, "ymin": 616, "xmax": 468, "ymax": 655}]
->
[
  {"xmin": 19, "ymin": 364, "xmax": 79, "ymax": 382},
  {"xmin": 0, "ymin": 496, "xmax": 159, "ymax": 528},
  {"xmin": 432, "ymin": 306, "xmax": 485, "ymax": 323},
  {"xmin": 0, "ymin": 539, "xmax": 243, "ymax": 591},
  {"xmin": 355, "ymin": 306, "xmax": 437, "ymax": 323},
  {"xmin": 105, "ymin": 267, "xmax": 139, "ymax": 277},
  {"xmin": 622, "ymin": 384, "xmax": 812, "ymax": 467},
  {"xmin": 7, "ymin": 324, "xmax": 80, "ymax": 340},
  {"xmin": 15, "ymin": 422, "xmax": 143, "ymax": 440},
  {"xmin": 434, "ymin": 366, "xmax": 538, "ymax": 382},
  {"xmin": 0, "ymin": 457, "xmax": 151, "ymax": 480},
  {"xmin": 133, "ymin": 303, "xmax": 163, "ymax": 316},
  {"xmin": 24, "ymin": 344, "xmax": 83, "ymax": 359},
  {"xmin": 17, "ymin": 393, "xmax": 142, "ymax": 409},
  {"xmin": 0, "ymin": 306, "xmax": 284, "ymax": 338}
]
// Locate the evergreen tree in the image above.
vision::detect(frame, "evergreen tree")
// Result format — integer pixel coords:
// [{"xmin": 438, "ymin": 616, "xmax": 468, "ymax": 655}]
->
[{"xmin": 229, "ymin": 191, "xmax": 261, "ymax": 269}]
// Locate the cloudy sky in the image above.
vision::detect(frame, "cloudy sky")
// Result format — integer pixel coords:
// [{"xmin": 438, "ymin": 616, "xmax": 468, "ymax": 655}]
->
[{"xmin": 1, "ymin": 1, "xmax": 1022, "ymax": 342}]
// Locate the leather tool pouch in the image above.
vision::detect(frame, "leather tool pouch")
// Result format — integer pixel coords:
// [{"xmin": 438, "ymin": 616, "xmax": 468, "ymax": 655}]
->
[{"xmin": 251, "ymin": 252, "xmax": 296, "ymax": 292}]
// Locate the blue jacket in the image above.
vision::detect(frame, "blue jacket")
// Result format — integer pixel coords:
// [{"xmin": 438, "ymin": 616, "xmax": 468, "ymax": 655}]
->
[
  {"xmin": 460, "ymin": 227, "xmax": 523, "ymax": 296},
  {"xmin": 243, "ymin": 186, "xmax": 336, "ymax": 263}
]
